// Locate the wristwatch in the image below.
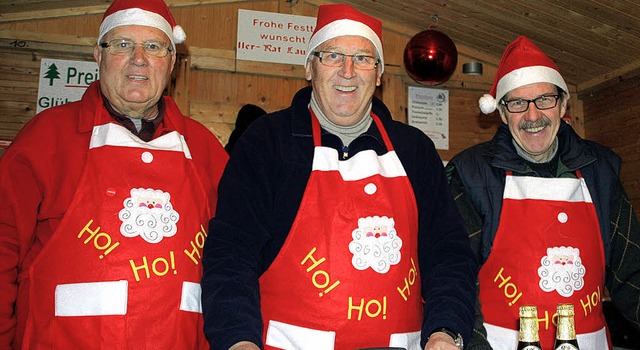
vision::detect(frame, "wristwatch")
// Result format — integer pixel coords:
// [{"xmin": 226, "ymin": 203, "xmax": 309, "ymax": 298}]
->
[{"xmin": 429, "ymin": 327, "xmax": 463, "ymax": 349}]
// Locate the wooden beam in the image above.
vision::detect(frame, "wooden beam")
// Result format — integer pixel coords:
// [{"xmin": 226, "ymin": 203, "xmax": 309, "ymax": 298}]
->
[
  {"xmin": 0, "ymin": 5, "xmax": 107, "ymax": 23},
  {"xmin": 0, "ymin": 29, "xmax": 95, "ymax": 55},
  {"xmin": 186, "ymin": 45, "xmax": 308, "ymax": 79},
  {"xmin": 0, "ymin": 29, "xmax": 95, "ymax": 46},
  {"xmin": 236, "ymin": 59, "xmax": 306, "ymax": 79},
  {"xmin": 577, "ymin": 59, "xmax": 640, "ymax": 93},
  {"xmin": 0, "ymin": 0, "xmax": 253, "ymax": 23},
  {"xmin": 188, "ymin": 47, "xmax": 237, "ymax": 72}
]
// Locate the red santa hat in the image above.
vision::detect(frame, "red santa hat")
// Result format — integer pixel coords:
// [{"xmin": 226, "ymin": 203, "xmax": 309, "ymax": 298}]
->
[
  {"xmin": 98, "ymin": 0, "xmax": 186, "ymax": 47},
  {"xmin": 479, "ymin": 36, "xmax": 568, "ymax": 114},
  {"xmin": 305, "ymin": 4, "xmax": 384, "ymax": 72}
]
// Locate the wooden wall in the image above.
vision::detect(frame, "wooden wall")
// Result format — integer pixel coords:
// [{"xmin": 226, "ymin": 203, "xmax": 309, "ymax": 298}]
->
[
  {"xmin": 0, "ymin": 0, "xmax": 583, "ymax": 170},
  {"xmin": 580, "ymin": 76, "xmax": 640, "ymax": 214},
  {"xmin": 0, "ymin": 0, "xmax": 507, "ymax": 160},
  {"xmin": 3, "ymin": 0, "xmax": 638, "ymax": 219}
]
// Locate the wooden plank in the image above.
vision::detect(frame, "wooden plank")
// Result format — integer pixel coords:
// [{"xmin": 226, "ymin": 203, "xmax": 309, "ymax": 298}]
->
[
  {"xmin": 171, "ymin": 54, "xmax": 191, "ymax": 112},
  {"xmin": 0, "ymin": 30, "xmax": 95, "ymax": 60},
  {"xmin": 236, "ymin": 59, "xmax": 306, "ymax": 79},
  {"xmin": 578, "ymin": 62, "xmax": 640, "ymax": 93},
  {"xmin": 0, "ymin": 0, "xmax": 255, "ymax": 23},
  {"xmin": 0, "ymin": 29, "xmax": 95, "ymax": 46},
  {"xmin": 381, "ymin": 74, "xmax": 406, "ymax": 123},
  {"xmin": 189, "ymin": 100, "xmax": 246, "ymax": 144},
  {"xmin": 189, "ymin": 100, "xmax": 243, "ymax": 125},
  {"xmin": 189, "ymin": 47, "xmax": 237, "ymax": 72},
  {"xmin": 0, "ymin": 92, "xmax": 39, "ymax": 103},
  {"xmin": 566, "ymin": 98, "xmax": 585, "ymax": 138},
  {"xmin": 0, "ymin": 120, "xmax": 31, "ymax": 130}
]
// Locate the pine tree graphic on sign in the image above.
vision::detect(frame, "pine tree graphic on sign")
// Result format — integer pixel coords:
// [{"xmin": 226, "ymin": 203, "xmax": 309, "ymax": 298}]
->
[{"xmin": 44, "ymin": 63, "xmax": 61, "ymax": 86}]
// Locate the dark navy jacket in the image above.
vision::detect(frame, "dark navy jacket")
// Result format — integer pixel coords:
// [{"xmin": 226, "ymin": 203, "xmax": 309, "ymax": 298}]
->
[
  {"xmin": 202, "ymin": 86, "xmax": 478, "ymax": 350},
  {"xmin": 446, "ymin": 122, "xmax": 640, "ymax": 347},
  {"xmin": 447, "ymin": 122, "xmax": 621, "ymax": 264}
]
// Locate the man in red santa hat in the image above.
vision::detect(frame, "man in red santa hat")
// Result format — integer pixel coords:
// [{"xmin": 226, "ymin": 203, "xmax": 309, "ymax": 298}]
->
[
  {"xmin": 0, "ymin": 0, "xmax": 228, "ymax": 348},
  {"xmin": 202, "ymin": 3, "xmax": 476, "ymax": 350},
  {"xmin": 446, "ymin": 36, "xmax": 640, "ymax": 350}
]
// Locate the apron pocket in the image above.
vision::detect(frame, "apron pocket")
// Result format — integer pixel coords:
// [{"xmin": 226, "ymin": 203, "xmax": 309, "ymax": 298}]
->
[
  {"xmin": 55, "ymin": 280, "xmax": 128, "ymax": 316},
  {"xmin": 266, "ymin": 320, "xmax": 336, "ymax": 350},
  {"xmin": 179, "ymin": 281, "xmax": 203, "ymax": 313}
]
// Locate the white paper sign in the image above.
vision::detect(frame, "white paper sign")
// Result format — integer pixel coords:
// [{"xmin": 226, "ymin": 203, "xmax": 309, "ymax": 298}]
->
[
  {"xmin": 407, "ymin": 86, "xmax": 449, "ymax": 150},
  {"xmin": 37, "ymin": 58, "xmax": 99, "ymax": 113},
  {"xmin": 236, "ymin": 9, "xmax": 316, "ymax": 65}
]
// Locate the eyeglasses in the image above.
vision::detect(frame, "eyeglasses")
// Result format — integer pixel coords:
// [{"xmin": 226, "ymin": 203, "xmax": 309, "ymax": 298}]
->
[
  {"xmin": 500, "ymin": 94, "xmax": 560, "ymax": 113},
  {"xmin": 99, "ymin": 39, "xmax": 173, "ymax": 58},
  {"xmin": 312, "ymin": 51, "xmax": 379, "ymax": 70}
]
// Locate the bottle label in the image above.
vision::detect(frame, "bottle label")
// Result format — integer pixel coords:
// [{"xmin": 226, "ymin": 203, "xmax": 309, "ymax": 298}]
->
[
  {"xmin": 521, "ymin": 346, "xmax": 542, "ymax": 350},
  {"xmin": 555, "ymin": 344, "xmax": 579, "ymax": 350}
]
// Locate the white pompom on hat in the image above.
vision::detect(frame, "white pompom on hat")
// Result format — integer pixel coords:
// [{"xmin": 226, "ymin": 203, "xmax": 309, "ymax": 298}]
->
[
  {"xmin": 305, "ymin": 4, "xmax": 384, "ymax": 73},
  {"xmin": 98, "ymin": 0, "xmax": 186, "ymax": 47},
  {"xmin": 479, "ymin": 36, "xmax": 568, "ymax": 114}
]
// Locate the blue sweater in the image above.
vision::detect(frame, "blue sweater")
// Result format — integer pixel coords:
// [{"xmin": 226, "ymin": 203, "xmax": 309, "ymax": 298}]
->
[{"xmin": 202, "ymin": 86, "xmax": 478, "ymax": 349}]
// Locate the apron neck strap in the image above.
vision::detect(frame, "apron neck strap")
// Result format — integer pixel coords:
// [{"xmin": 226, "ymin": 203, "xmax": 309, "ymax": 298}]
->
[{"xmin": 371, "ymin": 112, "xmax": 394, "ymax": 151}]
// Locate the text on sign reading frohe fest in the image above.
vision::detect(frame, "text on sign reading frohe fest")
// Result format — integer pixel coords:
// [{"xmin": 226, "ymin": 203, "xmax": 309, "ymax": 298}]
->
[{"xmin": 239, "ymin": 18, "xmax": 314, "ymax": 53}]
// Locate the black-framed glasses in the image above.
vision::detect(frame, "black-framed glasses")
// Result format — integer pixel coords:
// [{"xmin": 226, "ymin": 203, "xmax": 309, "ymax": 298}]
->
[
  {"xmin": 500, "ymin": 94, "xmax": 560, "ymax": 113},
  {"xmin": 99, "ymin": 39, "xmax": 173, "ymax": 58},
  {"xmin": 312, "ymin": 51, "xmax": 379, "ymax": 70}
]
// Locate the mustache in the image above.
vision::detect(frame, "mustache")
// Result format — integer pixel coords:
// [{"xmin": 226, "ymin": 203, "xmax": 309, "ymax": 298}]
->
[{"xmin": 519, "ymin": 118, "xmax": 551, "ymax": 130}]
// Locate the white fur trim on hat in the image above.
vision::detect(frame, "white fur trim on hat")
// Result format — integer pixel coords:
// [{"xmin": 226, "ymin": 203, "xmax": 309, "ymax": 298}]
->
[
  {"xmin": 304, "ymin": 19, "xmax": 384, "ymax": 73},
  {"xmin": 98, "ymin": 8, "xmax": 180, "ymax": 46},
  {"xmin": 495, "ymin": 65, "xmax": 569, "ymax": 103}
]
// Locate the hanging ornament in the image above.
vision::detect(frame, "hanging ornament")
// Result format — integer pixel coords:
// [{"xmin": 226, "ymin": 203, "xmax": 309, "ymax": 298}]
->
[{"xmin": 403, "ymin": 23, "xmax": 458, "ymax": 85}]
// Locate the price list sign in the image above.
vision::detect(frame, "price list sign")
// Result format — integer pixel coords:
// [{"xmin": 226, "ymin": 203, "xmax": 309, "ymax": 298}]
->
[{"xmin": 407, "ymin": 86, "xmax": 449, "ymax": 150}]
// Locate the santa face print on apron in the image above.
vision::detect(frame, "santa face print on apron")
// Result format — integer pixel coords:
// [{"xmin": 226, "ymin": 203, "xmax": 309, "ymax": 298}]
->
[
  {"xmin": 258, "ymin": 112, "xmax": 424, "ymax": 350},
  {"xmin": 23, "ymin": 122, "xmax": 211, "ymax": 349},
  {"xmin": 479, "ymin": 171, "xmax": 609, "ymax": 350}
]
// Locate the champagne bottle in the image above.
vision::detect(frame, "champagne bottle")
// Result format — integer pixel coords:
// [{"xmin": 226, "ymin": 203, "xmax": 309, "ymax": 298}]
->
[
  {"xmin": 554, "ymin": 303, "xmax": 580, "ymax": 349},
  {"xmin": 517, "ymin": 305, "xmax": 542, "ymax": 350}
]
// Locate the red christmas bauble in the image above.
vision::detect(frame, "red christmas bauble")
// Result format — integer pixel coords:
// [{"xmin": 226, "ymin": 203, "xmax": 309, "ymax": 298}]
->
[{"xmin": 403, "ymin": 30, "xmax": 458, "ymax": 85}]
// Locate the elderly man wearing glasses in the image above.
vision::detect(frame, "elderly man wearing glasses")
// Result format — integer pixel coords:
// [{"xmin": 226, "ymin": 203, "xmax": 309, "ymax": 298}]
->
[
  {"xmin": 201, "ymin": 4, "xmax": 477, "ymax": 350},
  {"xmin": 445, "ymin": 36, "xmax": 640, "ymax": 350},
  {"xmin": 0, "ymin": 0, "xmax": 228, "ymax": 348}
]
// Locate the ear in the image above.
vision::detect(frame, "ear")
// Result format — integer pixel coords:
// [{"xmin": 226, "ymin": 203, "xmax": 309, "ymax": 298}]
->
[
  {"xmin": 94, "ymin": 45, "xmax": 102, "ymax": 64},
  {"xmin": 169, "ymin": 51, "xmax": 177, "ymax": 74},
  {"xmin": 304, "ymin": 61, "xmax": 313, "ymax": 81},
  {"xmin": 498, "ymin": 106, "xmax": 508, "ymax": 124},
  {"xmin": 375, "ymin": 66, "xmax": 382, "ymax": 86},
  {"xmin": 560, "ymin": 95, "xmax": 569, "ymax": 117}
]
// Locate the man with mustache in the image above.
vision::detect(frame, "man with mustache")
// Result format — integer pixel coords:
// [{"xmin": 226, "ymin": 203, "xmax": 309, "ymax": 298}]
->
[{"xmin": 445, "ymin": 36, "xmax": 640, "ymax": 350}]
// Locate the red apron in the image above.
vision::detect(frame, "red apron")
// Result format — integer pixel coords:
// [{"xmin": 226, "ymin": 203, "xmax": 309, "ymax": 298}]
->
[
  {"xmin": 22, "ymin": 116, "xmax": 211, "ymax": 349},
  {"xmin": 479, "ymin": 171, "xmax": 609, "ymax": 350},
  {"xmin": 259, "ymin": 112, "xmax": 423, "ymax": 350}
]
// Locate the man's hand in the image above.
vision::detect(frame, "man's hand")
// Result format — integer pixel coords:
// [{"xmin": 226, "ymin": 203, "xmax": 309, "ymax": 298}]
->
[{"xmin": 424, "ymin": 331, "xmax": 460, "ymax": 350}]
